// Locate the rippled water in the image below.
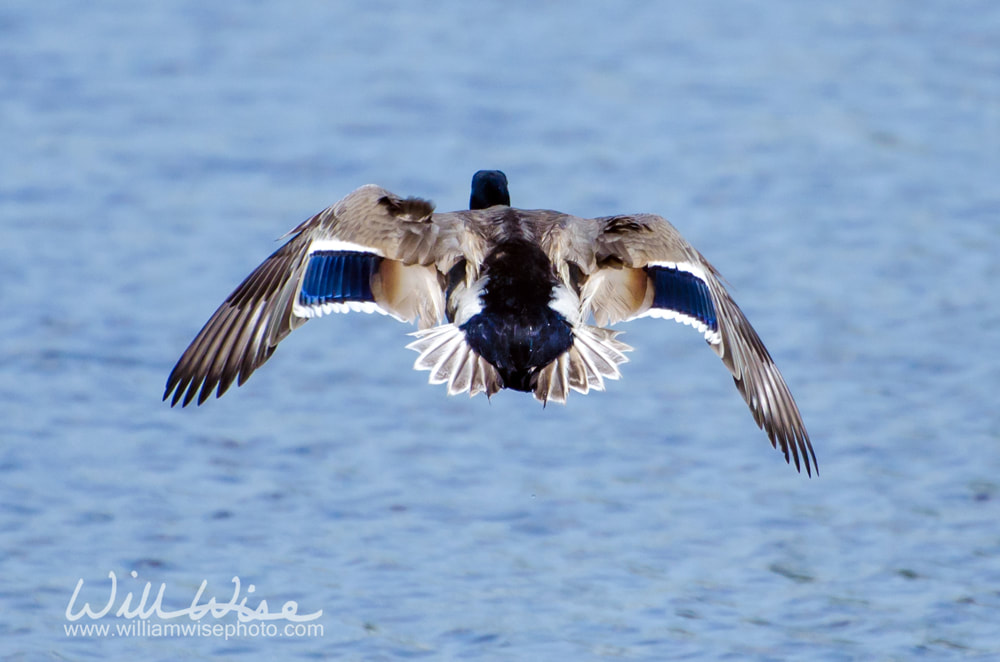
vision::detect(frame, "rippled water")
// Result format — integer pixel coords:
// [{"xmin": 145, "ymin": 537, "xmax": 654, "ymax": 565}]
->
[{"xmin": 3, "ymin": 1, "xmax": 999, "ymax": 659}]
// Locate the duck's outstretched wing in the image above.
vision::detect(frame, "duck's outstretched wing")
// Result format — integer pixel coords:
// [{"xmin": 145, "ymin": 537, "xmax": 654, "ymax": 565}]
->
[
  {"xmin": 575, "ymin": 213, "xmax": 816, "ymax": 476},
  {"xmin": 164, "ymin": 185, "xmax": 466, "ymax": 407}
]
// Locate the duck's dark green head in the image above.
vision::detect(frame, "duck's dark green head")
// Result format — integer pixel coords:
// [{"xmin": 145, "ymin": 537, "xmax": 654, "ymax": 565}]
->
[{"xmin": 470, "ymin": 170, "xmax": 510, "ymax": 210}]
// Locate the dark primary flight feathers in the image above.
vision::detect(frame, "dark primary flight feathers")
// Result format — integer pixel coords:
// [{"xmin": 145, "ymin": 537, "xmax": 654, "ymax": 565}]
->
[{"xmin": 165, "ymin": 170, "xmax": 816, "ymax": 475}]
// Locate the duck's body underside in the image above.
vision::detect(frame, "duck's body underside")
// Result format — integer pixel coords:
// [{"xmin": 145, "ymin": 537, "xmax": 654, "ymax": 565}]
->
[{"xmin": 165, "ymin": 170, "xmax": 817, "ymax": 475}]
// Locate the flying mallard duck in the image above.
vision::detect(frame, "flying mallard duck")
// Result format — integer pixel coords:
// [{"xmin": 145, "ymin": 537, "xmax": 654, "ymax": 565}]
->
[{"xmin": 165, "ymin": 170, "xmax": 816, "ymax": 474}]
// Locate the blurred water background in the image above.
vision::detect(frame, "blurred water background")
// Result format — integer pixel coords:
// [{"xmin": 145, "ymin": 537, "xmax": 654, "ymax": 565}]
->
[{"xmin": 2, "ymin": 1, "xmax": 999, "ymax": 659}]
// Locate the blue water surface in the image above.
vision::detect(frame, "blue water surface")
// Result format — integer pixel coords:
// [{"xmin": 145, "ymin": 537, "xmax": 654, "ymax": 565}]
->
[{"xmin": 2, "ymin": 1, "xmax": 999, "ymax": 660}]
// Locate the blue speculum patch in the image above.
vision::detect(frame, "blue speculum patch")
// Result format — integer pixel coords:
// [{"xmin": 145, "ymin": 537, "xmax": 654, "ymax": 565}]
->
[
  {"xmin": 299, "ymin": 251, "xmax": 380, "ymax": 306},
  {"xmin": 645, "ymin": 265, "xmax": 718, "ymax": 331}
]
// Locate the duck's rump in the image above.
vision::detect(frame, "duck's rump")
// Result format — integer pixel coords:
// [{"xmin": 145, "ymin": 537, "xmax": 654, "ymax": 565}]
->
[{"xmin": 460, "ymin": 308, "xmax": 574, "ymax": 392}]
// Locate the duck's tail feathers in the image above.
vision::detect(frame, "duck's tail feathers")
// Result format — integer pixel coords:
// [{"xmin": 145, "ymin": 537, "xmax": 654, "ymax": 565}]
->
[
  {"xmin": 533, "ymin": 326, "xmax": 632, "ymax": 405},
  {"xmin": 406, "ymin": 324, "xmax": 502, "ymax": 398}
]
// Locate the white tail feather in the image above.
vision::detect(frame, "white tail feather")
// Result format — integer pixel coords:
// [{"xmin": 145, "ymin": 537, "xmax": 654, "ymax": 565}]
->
[
  {"xmin": 406, "ymin": 325, "xmax": 501, "ymax": 397},
  {"xmin": 532, "ymin": 326, "xmax": 631, "ymax": 404}
]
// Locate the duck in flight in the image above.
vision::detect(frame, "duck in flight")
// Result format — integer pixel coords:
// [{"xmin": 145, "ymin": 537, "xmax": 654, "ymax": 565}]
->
[{"xmin": 165, "ymin": 170, "xmax": 816, "ymax": 475}]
